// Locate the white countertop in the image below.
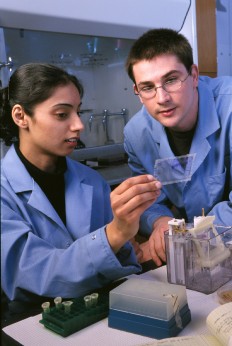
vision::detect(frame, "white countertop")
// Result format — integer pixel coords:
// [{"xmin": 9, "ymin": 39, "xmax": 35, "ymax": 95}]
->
[{"xmin": 3, "ymin": 266, "xmax": 222, "ymax": 346}]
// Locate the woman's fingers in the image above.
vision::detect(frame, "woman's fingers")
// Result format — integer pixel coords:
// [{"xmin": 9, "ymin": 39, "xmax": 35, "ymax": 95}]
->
[{"xmin": 111, "ymin": 175, "xmax": 162, "ymax": 216}]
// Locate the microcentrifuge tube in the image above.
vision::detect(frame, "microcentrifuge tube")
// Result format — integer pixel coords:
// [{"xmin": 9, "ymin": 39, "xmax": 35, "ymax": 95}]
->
[
  {"xmin": 62, "ymin": 300, "xmax": 73, "ymax": 313},
  {"xmin": 54, "ymin": 296, "xmax": 62, "ymax": 309},
  {"xmin": 41, "ymin": 301, "xmax": 51, "ymax": 313},
  {"xmin": 84, "ymin": 295, "xmax": 92, "ymax": 308},
  {"xmin": 90, "ymin": 293, "xmax": 99, "ymax": 306}
]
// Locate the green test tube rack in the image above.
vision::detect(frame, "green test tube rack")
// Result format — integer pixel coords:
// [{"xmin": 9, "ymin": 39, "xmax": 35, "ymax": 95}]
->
[{"xmin": 39, "ymin": 279, "xmax": 126, "ymax": 337}]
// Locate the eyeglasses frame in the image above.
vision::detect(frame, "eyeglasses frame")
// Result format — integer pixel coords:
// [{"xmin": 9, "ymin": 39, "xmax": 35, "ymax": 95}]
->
[{"xmin": 134, "ymin": 68, "xmax": 192, "ymax": 99}]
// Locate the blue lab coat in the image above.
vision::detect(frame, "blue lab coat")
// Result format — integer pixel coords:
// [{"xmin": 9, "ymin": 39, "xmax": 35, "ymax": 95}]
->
[
  {"xmin": 124, "ymin": 76, "xmax": 232, "ymax": 235},
  {"xmin": 1, "ymin": 146, "xmax": 141, "ymax": 301}
]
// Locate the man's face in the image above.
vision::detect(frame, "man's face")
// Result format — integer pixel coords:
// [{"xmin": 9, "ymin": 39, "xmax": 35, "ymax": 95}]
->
[{"xmin": 133, "ymin": 54, "xmax": 199, "ymax": 131}]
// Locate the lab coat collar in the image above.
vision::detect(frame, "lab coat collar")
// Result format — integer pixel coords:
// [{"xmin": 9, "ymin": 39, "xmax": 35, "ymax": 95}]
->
[
  {"xmin": 2, "ymin": 145, "xmax": 34, "ymax": 193},
  {"xmin": 190, "ymin": 80, "xmax": 220, "ymax": 174},
  {"xmin": 2, "ymin": 146, "xmax": 66, "ymax": 229},
  {"xmin": 195, "ymin": 79, "xmax": 220, "ymax": 137},
  {"xmin": 2, "ymin": 146, "xmax": 93, "ymax": 234}
]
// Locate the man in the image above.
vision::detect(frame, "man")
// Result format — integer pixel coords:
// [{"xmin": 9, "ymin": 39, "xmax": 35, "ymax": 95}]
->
[{"xmin": 124, "ymin": 28, "xmax": 232, "ymax": 266}]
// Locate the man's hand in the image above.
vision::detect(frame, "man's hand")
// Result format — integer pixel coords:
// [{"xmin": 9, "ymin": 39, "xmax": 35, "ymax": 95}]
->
[
  {"xmin": 130, "ymin": 237, "xmax": 143, "ymax": 262},
  {"xmin": 105, "ymin": 175, "xmax": 162, "ymax": 253},
  {"xmin": 148, "ymin": 216, "xmax": 173, "ymax": 266}
]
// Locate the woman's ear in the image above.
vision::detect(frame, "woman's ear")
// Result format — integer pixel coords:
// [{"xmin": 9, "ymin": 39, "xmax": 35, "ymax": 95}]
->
[{"xmin": 12, "ymin": 104, "xmax": 28, "ymax": 128}]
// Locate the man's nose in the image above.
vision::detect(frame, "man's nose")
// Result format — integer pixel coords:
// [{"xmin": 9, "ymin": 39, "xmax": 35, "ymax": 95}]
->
[{"xmin": 155, "ymin": 86, "xmax": 170, "ymax": 103}]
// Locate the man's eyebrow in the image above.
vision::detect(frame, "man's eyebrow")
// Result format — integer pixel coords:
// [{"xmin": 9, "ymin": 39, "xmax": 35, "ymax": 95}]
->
[
  {"xmin": 137, "ymin": 70, "xmax": 182, "ymax": 87},
  {"xmin": 162, "ymin": 70, "xmax": 181, "ymax": 78}
]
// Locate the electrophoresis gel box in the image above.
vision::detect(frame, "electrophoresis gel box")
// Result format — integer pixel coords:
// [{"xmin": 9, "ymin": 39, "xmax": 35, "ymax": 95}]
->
[{"xmin": 165, "ymin": 216, "xmax": 232, "ymax": 294}]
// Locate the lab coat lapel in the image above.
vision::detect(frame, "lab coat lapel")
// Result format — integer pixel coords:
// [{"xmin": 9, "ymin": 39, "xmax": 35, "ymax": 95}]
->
[
  {"xmin": 64, "ymin": 162, "xmax": 93, "ymax": 238},
  {"xmin": 28, "ymin": 186, "xmax": 66, "ymax": 230},
  {"xmin": 190, "ymin": 81, "xmax": 220, "ymax": 175},
  {"xmin": 190, "ymin": 135, "xmax": 211, "ymax": 175},
  {"xmin": 3, "ymin": 146, "xmax": 67, "ymax": 231},
  {"xmin": 153, "ymin": 124, "xmax": 173, "ymax": 158}
]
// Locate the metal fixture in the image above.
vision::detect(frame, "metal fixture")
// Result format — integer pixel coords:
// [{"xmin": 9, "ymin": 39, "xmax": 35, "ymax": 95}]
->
[
  {"xmin": 88, "ymin": 112, "xmax": 105, "ymax": 131},
  {"xmin": 105, "ymin": 108, "xmax": 127, "ymax": 126},
  {"xmin": 88, "ymin": 108, "xmax": 127, "ymax": 144},
  {"xmin": 102, "ymin": 108, "xmax": 127, "ymax": 144},
  {"xmin": 0, "ymin": 57, "xmax": 14, "ymax": 70},
  {"xmin": 102, "ymin": 109, "xmax": 113, "ymax": 144}
]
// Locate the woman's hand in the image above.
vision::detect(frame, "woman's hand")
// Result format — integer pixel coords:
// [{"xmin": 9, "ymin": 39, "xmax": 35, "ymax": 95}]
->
[{"xmin": 105, "ymin": 175, "xmax": 161, "ymax": 253}]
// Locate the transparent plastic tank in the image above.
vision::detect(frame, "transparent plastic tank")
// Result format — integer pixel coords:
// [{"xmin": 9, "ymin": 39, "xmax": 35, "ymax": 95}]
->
[{"xmin": 165, "ymin": 216, "xmax": 232, "ymax": 294}]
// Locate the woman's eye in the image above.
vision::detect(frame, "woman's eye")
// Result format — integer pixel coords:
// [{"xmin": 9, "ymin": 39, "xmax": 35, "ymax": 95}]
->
[{"xmin": 56, "ymin": 113, "xmax": 68, "ymax": 119}]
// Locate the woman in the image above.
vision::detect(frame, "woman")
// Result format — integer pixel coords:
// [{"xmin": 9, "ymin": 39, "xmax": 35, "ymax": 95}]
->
[{"xmin": 1, "ymin": 63, "xmax": 161, "ymax": 322}]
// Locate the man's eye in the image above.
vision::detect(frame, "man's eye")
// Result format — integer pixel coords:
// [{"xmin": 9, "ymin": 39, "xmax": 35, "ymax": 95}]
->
[
  {"xmin": 141, "ymin": 86, "xmax": 154, "ymax": 93},
  {"xmin": 165, "ymin": 77, "xmax": 178, "ymax": 85}
]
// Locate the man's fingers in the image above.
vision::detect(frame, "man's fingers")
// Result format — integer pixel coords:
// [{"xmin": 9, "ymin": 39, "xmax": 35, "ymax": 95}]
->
[
  {"xmin": 149, "ymin": 231, "xmax": 166, "ymax": 266},
  {"xmin": 149, "ymin": 236, "xmax": 163, "ymax": 266}
]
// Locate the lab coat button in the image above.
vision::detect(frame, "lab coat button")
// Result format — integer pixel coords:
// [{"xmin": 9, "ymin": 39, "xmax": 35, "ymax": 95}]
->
[
  {"xmin": 65, "ymin": 242, "xmax": 70, "ymax": 248},
  {"xmin": 91, "ymin": 234, "xmax": 96, "ymax": 240}
]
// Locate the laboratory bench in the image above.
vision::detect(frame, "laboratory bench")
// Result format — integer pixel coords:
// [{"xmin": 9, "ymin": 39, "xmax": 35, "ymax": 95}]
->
[{"xmin": 2, "ymin": 265, "xmax": 226, "ymax": 346}]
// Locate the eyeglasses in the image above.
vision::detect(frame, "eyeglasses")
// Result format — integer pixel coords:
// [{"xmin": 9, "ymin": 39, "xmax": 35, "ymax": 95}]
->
[{"xmin": 134, "ymin": 72, "xmax": 191, "ymax": 100}]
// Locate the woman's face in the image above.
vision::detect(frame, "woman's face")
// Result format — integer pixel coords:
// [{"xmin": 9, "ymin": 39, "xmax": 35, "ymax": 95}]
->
[{"xmin": 18, "ymin": 82, "xmax": 84, "ymax": 172}]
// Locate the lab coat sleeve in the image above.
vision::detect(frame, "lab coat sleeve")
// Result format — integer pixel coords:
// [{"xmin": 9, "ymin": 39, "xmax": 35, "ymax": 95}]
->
[
  {"xmin": 204, "ymin": 92, "xmax": 232, "ymax": 226},
  {"xmin": 1, "ymin": 176, "xmax": 141, "ymax": 302},
  {"xmin": 207, "ymin": 163, "xmax": 232, "ymax": 226},
  {"xmin": 208, "ymin": 193, "xmax": 232, "ymax": 226}
]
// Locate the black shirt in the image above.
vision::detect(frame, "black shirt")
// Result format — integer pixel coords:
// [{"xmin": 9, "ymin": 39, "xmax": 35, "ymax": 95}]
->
[
  {"xmin": 166, "ymin": 126, "xmax": 196, "ymax": 156},
  {"xmin": 14, "ymin": 143, "xmax": 67, "ymax": 225}
]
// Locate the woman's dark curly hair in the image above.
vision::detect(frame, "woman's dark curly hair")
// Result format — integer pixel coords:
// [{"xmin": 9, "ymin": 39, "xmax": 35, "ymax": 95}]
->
[{"xmin": 0, "ymin": 63, "xmax": 84, "ymax": 145}]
